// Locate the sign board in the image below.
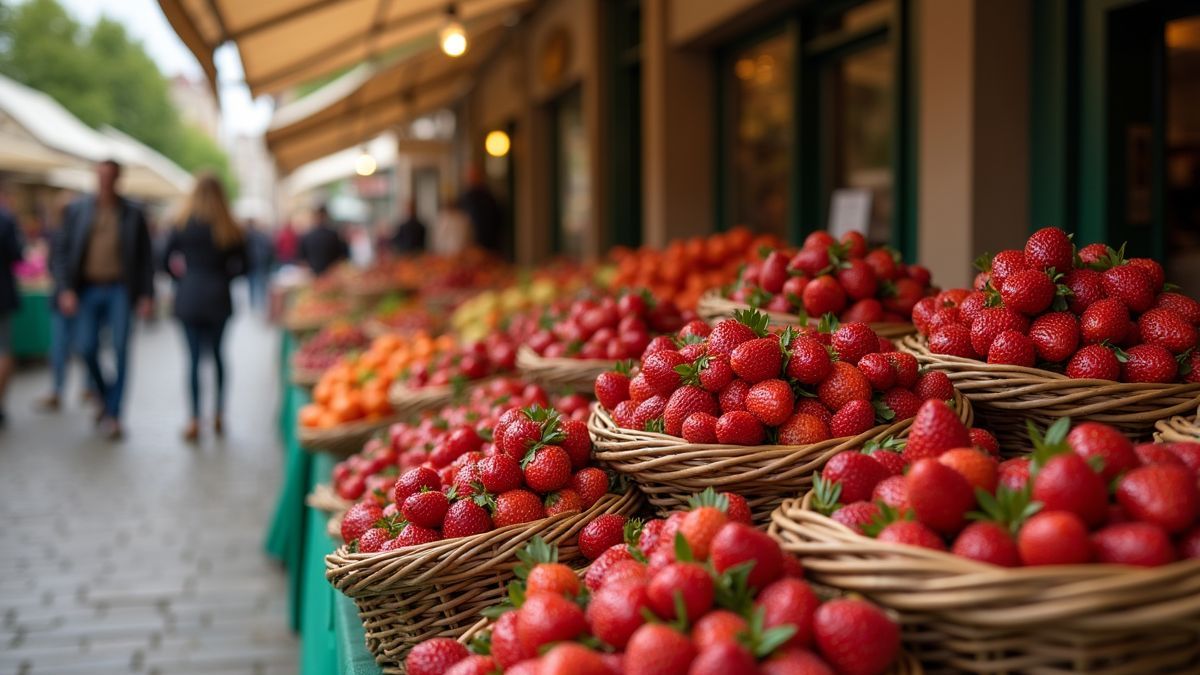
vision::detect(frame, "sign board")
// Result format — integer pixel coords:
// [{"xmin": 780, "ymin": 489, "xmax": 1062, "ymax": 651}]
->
[{"xmin": 828, "ymin": 188, "xmax": 872, "ymax": 240}]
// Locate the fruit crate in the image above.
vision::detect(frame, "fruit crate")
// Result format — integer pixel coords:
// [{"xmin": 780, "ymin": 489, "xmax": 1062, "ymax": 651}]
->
[
  {"xmin": 768, "ymin": 493, "xmax": 1200, "ymax": 674},
  {"xmin": 588, "ymin": 390, "xmax": 973, "ymax": 524},
  {"xmin": 325, "ymin": 490, "xmax": 642, "ymax": 670},
  {"xmin": 899, "ymin": 334, "xmax": 1200, "ymax": 447},
  {"xmin": 697, "ymin": 290, "xmax": 917, "ymax": 339},
  {"xmin": 515, "ymin": 345, "xmax": 618, "ymax": 394}
]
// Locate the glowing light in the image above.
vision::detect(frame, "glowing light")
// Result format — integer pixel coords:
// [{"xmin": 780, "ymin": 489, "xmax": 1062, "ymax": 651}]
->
[
  {"xmin": 484, "ymin": 130, "xmax": 510, "ymax": 157},
  {"xmin": 440, "ymin": 21, "xmax": 468, "ymax": 57},
  {"xmin": 355, "ymin": 149, "xmax": 377, "ymax": 176}
]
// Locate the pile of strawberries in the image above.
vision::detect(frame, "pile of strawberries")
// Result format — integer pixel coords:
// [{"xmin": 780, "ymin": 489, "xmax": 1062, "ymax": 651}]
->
[
  {"xmin": 396, "ymin": 333, "xmax": 519, "ymax": 389},
  {"xmin": 723, "ymin": 231, "xmax": 935, "ymax": 324},
  {"xmin": 340, "ymin": 402, "xmax": 616, "ymax": 552},
  {"xmin": 916, "ymin": 226, "xmax": 1200, "ymax": 383},
  {"xmin": 815, "ymin": 399, "xmax": 1200, "ymax": 566},
  {"xmin": 404, "ymin": 491, "xmax": 903, "ymax": 675},
  {"xmin": 594, "ymin": 309, "xmax": 959, "ymax": 446},
  {"xmin": 516, "ymin": 291, "xmax": 691, "ymax": 361},
  {"xmin": 293, "ymin": 323, "xmax": 370, "ymax": 374},
  {"xmin": 331, "ymin": 378, "xmax": 590, "ymax": 502}
]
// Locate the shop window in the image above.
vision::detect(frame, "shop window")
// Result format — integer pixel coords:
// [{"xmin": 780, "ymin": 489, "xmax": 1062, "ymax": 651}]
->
[{"xmin": 551, "ymin": 87, "xmax": 590, "ymax": 258}]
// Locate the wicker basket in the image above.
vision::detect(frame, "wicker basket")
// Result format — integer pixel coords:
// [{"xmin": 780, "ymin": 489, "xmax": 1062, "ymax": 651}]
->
[
  {"xmin": 697, "ymin": 290, "xmax": 916, "ymax": 339},
  {"xmin": 290, "ymin": 363, "xmax": 326, "ymax": 388},
  {"xmin": 306, "ymin": 483, "xmax": 352, "ymax": 514},
  {"xmin": 768, "ymin": 493, "xmax": 1200, "ymax": 674},
  {"xmin": 588, "ymin": 391, "xmax": 973, "ymax": 524},
  {"xmin": 297, "ymin": 416, "xmax": 399, "ymax": 456},
  {"xmin": 1155, "ymin": 407, "xmax": 1200, "ymax": 443},
  {"xmin": 898, "ymin": 334, "xmax": 1200, "ymax": 447},
  {"xmin": 387, "ymin": 382, "xmax": 456, "ymax": 419},
  {"xmin": 326, "ymin": 490, "xmax": 643, "ymax": 669},
  {"xmin": 516, "ymin": 345, "xmax": 615, "ymax": 393}
]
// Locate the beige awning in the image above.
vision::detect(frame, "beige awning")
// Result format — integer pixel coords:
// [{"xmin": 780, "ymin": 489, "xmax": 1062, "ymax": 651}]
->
[
  {"xmin": 156, "ymin": 0, "xmax": 526, "ymax": 97},
  {"xmin": 265, "ymin": 25, "xmax": 504, "ymax": 173}
]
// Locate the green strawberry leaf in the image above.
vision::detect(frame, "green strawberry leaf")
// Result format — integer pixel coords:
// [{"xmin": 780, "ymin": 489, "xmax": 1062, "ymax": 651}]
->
[
  {"xmin": 811, "ymin": 475, "xmax": 843, "ymax": 515},
  {"xmin": 673, "ymin": 531, "xmax": 694, "ymax": 563},
  {"xmin": 973, "ymin": 252, "xmax": 993, "ymax": 273},
  {"xmin": 644, "ymin": 418, "xmax": 666, "ymax": 434},
  {"xmin": 468, "ymin": 628, "xmax": 493, "ymax": 655},
  {"xmin": 817, "ymin": 313, "xmax": 840, "ymax": 334},
  {"xmin": 713, "ymin": 561, "xmax": 755, "ymax": 615},
  {"xmin": 733, "ymin": 308, "xmax": 771, "ymax": 337},
  {"xmin": 871, "ymin": 396, "xmax": 896, "ymax": 423},
  {"xmin": 687, "ymin": 487, "xmax": 731, "ymax": 512}
]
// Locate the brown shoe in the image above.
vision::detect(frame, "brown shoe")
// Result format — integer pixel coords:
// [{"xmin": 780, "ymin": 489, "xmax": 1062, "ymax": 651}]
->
[
  {"xmin": 35, "ymin": 395, "xmax": 61, "ymax": 412},
  {"xmin": 99, "ymin": 417, "xmax": 124, "ymax": 441},
  {"xmin": 183, "ymin": 420, "xmax": 200, "ymax": 443},
  {"xmin": 213, "ymin": 416, "xmax": 224, "ymax": 437}
]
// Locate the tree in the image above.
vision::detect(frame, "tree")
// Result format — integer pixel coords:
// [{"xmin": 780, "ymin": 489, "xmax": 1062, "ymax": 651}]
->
[{"xmin": 0, "ymin": 0, "xmax": 237, "ymax": 195}]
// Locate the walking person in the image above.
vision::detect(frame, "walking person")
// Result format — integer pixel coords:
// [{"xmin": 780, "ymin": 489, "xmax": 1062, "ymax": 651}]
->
[
  {"xmin": 52, "ymin": 160, "xmax": 155, "ymax": 440},
  {"xmin": 391, "ymin": 200, "xmax": 427, "ymax": 255},
  {"xmin": 298, "ymin": 205, "xmax": 348, "ymax": 275},
  {"xmin": 162, "ymin": 173, "xmax": 245, "ymax": 442},
  {"xmin": 0, "ymin": 179, "xmax": 24, "ymax": 427},
  {"xmin": 243, "ymin": 219, "xmax": 273, "ymax": 312}
]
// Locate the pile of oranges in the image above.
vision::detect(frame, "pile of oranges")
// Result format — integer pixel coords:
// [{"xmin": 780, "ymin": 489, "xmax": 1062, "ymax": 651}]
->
[
  {"xmin": 299, "ymin": 332, "xmax": 456, "ymax": 429},
  {"xmin": 609, "ymin": 227, "xmax": 783, "ymax": 310}
]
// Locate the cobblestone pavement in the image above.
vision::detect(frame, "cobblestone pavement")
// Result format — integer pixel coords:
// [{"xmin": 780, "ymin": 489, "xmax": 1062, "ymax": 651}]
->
[{"xmin": 0, "ymin": 308, "xmax": 298, "ymax": 675}]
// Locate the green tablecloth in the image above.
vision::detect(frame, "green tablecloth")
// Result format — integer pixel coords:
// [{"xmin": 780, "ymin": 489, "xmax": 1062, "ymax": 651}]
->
[{"xmin": 12, "ymin": 286, "xmax": 52, "ymax": 358}]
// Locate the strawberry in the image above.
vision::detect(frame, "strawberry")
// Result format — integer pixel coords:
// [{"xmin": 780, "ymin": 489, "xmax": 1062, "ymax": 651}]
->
[
  {"xmin": 1065, "ymin": 343, "xmax": 1121, "ymax": 380},
  {"xmin": 762, "ymin": 648, "xmax": 837, "ymax": 675},
  {"xmin": 786, "ymin": 336, "xmax": 834, "ymax": 384},
  {"xmin": 830, "ymin": 399, "xmax": 876, "ymax": 437},
  {"xmin": 647, "ymin": 562, "xmax": 714, "ymax": 622},
  {"xmin": 969, "ymin": 427, "xmax": 1000, "ymax": 456},
  {"xmin": 1077, "ymin": 242, "xmax": 1110, "ymax": 264},
  {"xmin": 1091, "ymin": 522, "xmax": 1176, "ymax": 566},
  {"xmin": 1024, "ymin": 226, "xmax": 1074, "ymax": 271},
  {"xmin": 1137, "ymin": 308, "xmax": 1197, "ymax": 354},
  {"xmin": 722, "ymin": 492, "xmax": 753, "ymax": 524},
  {"xmin": 998, "ymin": 457, "xmax": 1032, "ymax": 490},
  {"xmin": 878, "ymin": 388, "xmax": 919, "ymax": 423},
  {"xmin": 680, "ymin": 502, "xmax": 729, "ymax": 560},
  {"xmin": 882, "ymin": 277, "xmax": 925, "ymax": 316},
  {"xmin": 842, "ymin": 297, "xmax": 885, "ymax": 323},
  {"xmin": 1062, "ymin": 268, "xmax": 1107, "ymax": 314},
  {"xmin": 594, "ymin": 371, "xmax": 632, "ymax": 411},
  {"xmin": 570, "ymin": 467, "xmax": 608, "ymax": 508},
  {"xmin": 393, "ymin": 467, "xmax": 441, "ymax": 506},
  {"xmin": 791, "ymin": 243, "xmax": 831, "ymax": 276},
  {"xmin": 584, "ymin": 544, "xmax": 635, "ymax": 591},
  {"xmin": 526, "ymin": 561, "xmax": 581, "ymax": 596},
  {"xmin": 718, "ymin": 379, "xmax": 750, "ymax": 413},
  {"xmin": 1129, "ymin": 257, "xmax": 1165, "ymax": 290},
  {"xmin": 539, "ymin": 644, "xmax": 608, "ymax": 675},
  {"xmin": 357, "ymin": 527, "xmax": 393, "ymax": 552},
  {"xmin": 745, "ymin": 378, "xmax": 795, "ymax": 426},
  {"xmin": 394, "ymin": 523, "xmax": 441, "ymax": 547},
  {"xmin": 958, "ymin": 291, "xmax": 989, "ymax": 325},
  {"xmin": 913, "ymin": 370, "xmax": 954, "ymax": 401},
  {"xmin": 987, "ymin": 329, "xmax": 1036, "ymax": 367},
  {"xmin": 1160, "ymin": 441, "xmax": 1200, "ymax": 474},
  {"xmin": 623, "ymin": 623, "xmax": 696, "ymax": 675},
  {"xmin": 903, "ymin": 399, "xmax": 971, "ymax": 462},
  {"xmin": 663, "ymin": 385, "xmax": 718, "ymax": 436},
  {"xmin": 1066, "ymin": 422, "xmax": 1138, "ymax": 482},
  {"xmin": 1032, "ymin": 452, "xmax": 1108, "ymax": 527},
  {"xmin": 631, "ymin": 395, "xmax": 668, "ymax": 430},
  {"xmin": 1000, "ymin": 269, "xmax": 1056, "ymax": 315},
  {"xmin": 1079, "ymin": 298, "xmax": 1133, "ymax": 345},
  {"xmin": 871, "ymin": 474, "xmax": 909, "ymax": 509},
  {"xmin": 644, "ymin": 335, "xmax": 678, "ymax": 357},
  {"xmin": 1154, "ymin": 292, "xmax": 1200, "ymax": 325},
  {"xmin": 938, "ymin": 447, "xmax": 998, "ymax": 493},
  {"xmin": 970, "ymin": 307, "xmax": 1030, "ymax": 358},
  {"xmin": 580, "ymin": 514, "xmax": 628, "ymax": 560},
  {"xmin": 731, "ymin": 337, "xmax": 784, "ymax": 383},
  {"xmin": 1116, "ymin": 464, "xmax": 1199, "ymax": 533},
  {"xmin": 1028, "ymin": 312, "xmax": 1079, "ymax": 363},
  {"xmin": 628, "ymin": 372, "xmax": 655, "ymax": 403},
  {"xmin": 611, "ymin": 399, "xmax": 639, "ymax": 428},
  {"xmin": 757, "ymin": 578, "xmax": 820, "ymax": 648},
  {"xmin": 1121, "ymin": 344, "xmax": 1178, "ymax": 383},
  {"xmin": 710, "ymin": 522, "xmax": 784, "ymax": 589},
  {"xmin": 1135, "ymin": 442, "xmax": 1186, "ymax": 467},
  {"xmin": 405, "ymin": 637, "xmax": 469, "ymax": 675},
  {"xmin": 865, "ymin": 442, "xmax": 907, "ymax": 474},
  {"xmin": 1102, "ymin": 264, "xmax": 1156, "ymax": 313},
  {"xmin": 479, "ymin": 453, "xmax": 523, "ymax": 494},
  {"xmin": 518, "ymin": 591, "xmax": 587, "ymax": 653},
  {"xmin": 544, "ymin": 489, "xmax": 583, "ymax": 516},
  {"xmin": 498, "ymin": 416, "xmax": 543, "ymax": 459},
  {"xmin": 587, "ymin": 579, "xmax": 650, "ymax": 650},
  {"xmin": 817, "ymin": 361, "xmax": 872, "ymax": 411},
  {"xmin": 642, "ymin": 350, "xmax": 686, "ymax": 395},
  {"xmin": 523, "ymin": 445, "xmax": 572, "ymax": 493},
  {"xmin": 402, "ymin": 490, "xmax": 450, "ymax": 528},
  {"xmin": 988, "ymin": 249, "xmax": 1030, "ymax": 288},
  {"xmin": 803, "ymin": 275, "xmax": 848, "ymax": 316},
  {"xmin": 493, "ymin": 489, "xmax": 545, "ymax": 527},
  {"xmin": 831, "ymin": 322, "xmax": 878, "ymax": 365},
  {"xmin": 795, "ymin": 397, "xmax": 834, "ymax": 424},
  {"xmin": 876, "ymin": 520, "xmax": 946, "ymax": 550},
  {"xmin": 856, "ymin": 352, "xmax": 895, "ymax": 390},
  {"xmin": 864, "ymin": 247, "xmax": 899, "ymax": 280},
  {"xmin": 952, "ymin": 522, "xmax": 1020, "ymax": 567},
  {"xmin": 837, "ymin": 258, "xmax": 878, "ymax": 300},
  {"xmin": 1018, "ymin": 510, "xmax": 1092, "ymax": 565},
  {"xmin": 831, "ymin": 501, "xmax": 882, "ymax": 534},
  {"xmin": 822, "ymin": 451, "xmax": 889, "ymax": 503},
  {"xmin": 559, "ymin": 418, "xmax": 591, "ymax": 469},
  {"xmin": 691, "ymin": 610, "xmax": 748, "ymax": 647},
  {"xmin": 912, "ymin": 296, "xmax": 940, "ymax": 334},
  {"xmin": 698, "ymin": 354, "xmax": 735, "ymax": 392},
  {"xmin": 716, "ymin": 410, "xmax": 766, "ymax": 445},
  {"xmin": 490, "ymin": 610, "xmax": 534, "ymax": 667},
  {"xmin": 1186, "ymin": 351, "xmax": 1200, "ymax": 383},
  {"xmin": 776, "ymin": 412, "xmax": 830, "ymax": 445},
  {"xmin": 708, "ymin": 315, "xmax": 761, "ymax": 356},
  {"xmin": 907, "ymin": 458, "xmax": 975, "ymax": 534},
  {"xmin": 341, "ymin": 501, "xmax": 384, "ymax": 543},
  {"xmin": 813, "ymin": 599, "xmax": 900, "ymax": 675},
  {"xmin": 443, "ymin": 499, "xmax": 492, "ymax": 538},
  {"xmin": 679, "ymin": 319, "xmax": 713, "ymax": 339},
  {"xmin": 678, "ymin": 411, "xmax": 718, "ymax": 443}
]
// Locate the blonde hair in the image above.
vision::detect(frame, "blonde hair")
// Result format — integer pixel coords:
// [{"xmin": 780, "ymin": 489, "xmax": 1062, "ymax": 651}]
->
[{"xmin": 180, "ymin": 172, "xmax": 242, "ymax": 249}]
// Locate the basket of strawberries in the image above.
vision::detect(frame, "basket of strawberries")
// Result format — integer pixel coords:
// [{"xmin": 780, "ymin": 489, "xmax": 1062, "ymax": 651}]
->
[
  {"xmin": 291, "ymin": 322, "xmax": 371, "ymax": 387},
  {"xmin": 587, "ymin": 309, "xmax": 973, "ymax": 523},
  {"xmin": 768, "ymin": 399, "xmax": 1200, "ymax": 674},
  {"xmin": 697, "ymin": 231, "xmax": 931, "ymax": 339},
  {"xmin": 900, "ymin": 227, "xmax": 1200, "ymax": 447},
  {"xmin": 325, "ymin": 402, "xmax": 642, "ymax": 668},
  {"xmin": 388, "ymin": 334, "xmax": 518, "ymax": 418},
  {"xmin": 401, "ymin": 493, "xmax": 922, "ymax": 675}
]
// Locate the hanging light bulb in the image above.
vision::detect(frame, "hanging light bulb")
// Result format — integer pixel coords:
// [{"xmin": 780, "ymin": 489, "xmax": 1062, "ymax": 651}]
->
[
  {"xmin": 355, "ymin": 147, "xmax": 377, "ymax": 176},
  {"xmin": 440, "ymin": 4, "xmax": 468, "ymax": 57},
  {"xmin": 484, "ymin": 130, "xmax": 510, "ymax": 157}
]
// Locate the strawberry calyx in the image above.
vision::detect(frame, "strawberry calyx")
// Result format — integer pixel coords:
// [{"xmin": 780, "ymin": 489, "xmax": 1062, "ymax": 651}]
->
[
  {"xmin": 712, "ymin": 560, "xmax": 755, "ymax": 615},
  {"xmin": 1176, "ymin": 348, "xmax": 1194, "ymax": 375},
  {"xmin": 983, "ymin": 287, "xmax": 1004, "ymax": 308},
  {"xmin": 674, "ymin": 332, "xmax": 707, "ymax": 347},
  {"xmin": 468, "ymin": 629, "xmax": 492, "ymax": 655},
  {"xmin": 973, "ymin": 252, "xmax": 993, "ymax": 273},
  {"xmin": 644, "ymin": 418, "xmax": 666, "ymax": 434},
  {"xmin": 871, "ymin": 395, "xmax": 897, "ymax": 423},
  {"xmin": 816, "ymin": 313, "xmax": 840, "ymax": 334},
  {"xmin": 738, "ymin": 606, "xmax": 798, "ymax": 659},
  {"xmin": 862, "ymin": 501, "xmax": 913, "ymax": 538},
  {"xmin": 612, "ymin": 359, "xmax": 637, "ymax": 377},
  {"xmin": 686, "ymin": 486, "xmax": 731, "ymax": 513},
  {"xmin": 1046, "ymin": 267, "xmax": 1075, "ymax": 312},
  {"xmin": 674, "ymin": 355, "xmax": 709, "ymax": 386},
  {"xmin": 1027, "ymin": 417, "xmax": 1072, "ymax": 474},
  {"xmin": 968, "ymin": 485, "xmax": 1041, "ymax": 535},
  {"xmin": 811, "ymin": 475, "xmax": 843, "ymax": 515},
  {"xmin": 515, "ymin": 535, "xmax": 559, "ymax": 579},
  {"xmin": 746, "ymin": 287, "xmax": 773, "ymax": 309},
  {"xmin": 733, "ymin": 308, "xmax": 771, "ymax": 337},
  {"xmin": 863, "ymin": 436, "xmax": 906, "ymax": 455}
]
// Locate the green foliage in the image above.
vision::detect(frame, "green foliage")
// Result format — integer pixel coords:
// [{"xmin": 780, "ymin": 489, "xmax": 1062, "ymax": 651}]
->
[{"xmin": 0, "ymin": 0, "xmax": 237, "ymax": 195}]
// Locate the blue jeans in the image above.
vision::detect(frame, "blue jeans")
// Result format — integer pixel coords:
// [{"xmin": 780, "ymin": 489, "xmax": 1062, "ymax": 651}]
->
[
  {"xmin": 181, "ymin": 319, "xmax": 228, "ymax": 419},
  {"xmin": 76, "ymin": 284, "xmax": 132, "ymax": 419},
  {"xmin": 50, "ymin": 309, "xmax": 76, "ymax": 396},
  {"xmin": 247, "ymin": 271, "xmax": 267, "ymax": 310}
]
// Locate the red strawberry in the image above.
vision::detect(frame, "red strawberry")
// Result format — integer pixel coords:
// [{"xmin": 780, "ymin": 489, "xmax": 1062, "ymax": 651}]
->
[
  {"xmin": 710, "ymin": 522, "xmax": 783, "ymax": 589},
  {"xmin": 803, "ymin": 275, "xmax": 847, "ymax": 316},
  {"xmin": 479, "ymin": 453, "xmax": 523, "ymax": 493},
  {"xmin": 718, "ymin": 379, "xmax": 750, "ymax": 413},
  {"xmin": 698, "ymin": 354, "xmax": 735, "ymax": 392},
  {"xmin": 402, "ymin": 490, "xmax": 450, "ymax": 528},
  {"xmin": 778, "ymin": 412, "xmax": 832, "ymax": 444},
  {"xmin": 987, "ymin": 329, "xmax": 1036, "ymax": 367},
  {"xmin": 989, "ymin": 249, "xmax": 1030, "ymax": 288},
  {"xmin": 708, "ymin": 318, "xmax": 758, "ymax": 356},
  {"xmin": 1103, "ymin": 264, "xmax": 1156, "ymax": 313},
  {"xmin": 760, "ymin": 251, "xmax": 791, "ymax": 292},
  {"xmin": 517, "ymin": 591, "xmax": 587, "ymax": 653},
  {"xmin": 888, "ymin": 352, "xmax": 920, "ymax": 388},
  {"xmin": 663, "ymin": 385, "xmax": 718, "ymax": 436},
  {"xmin": 579, "ymin": 514, "xmax": 628, "ymax": 561},
  {"xmin": 647, "ymin": 562, "xmax": 714, "ymax": 622},
  {"xmin": 822, "ymin": 451, "xmax": 888, "ymax": 503},
  {"xmin": 1186, "ymin": 351, "xmax": 1200, "ymax": 383},
  {"xmin": 611, "ymin": 399, "xmax": 639, "ymax": 428},
  {"xmin": 903, "ymin": 399, "xmax": 971, "ymax": 462},
  {"xmin": 526, "ymin": 561, "xmax": 581, "ymax": 596},
  {"xmin": 938, "ymin": 447, "xmax": 998, "ymax": 493},
  {"xmin": 906, "ymin": 458, "xmax": 975, "ymax": 534},
  {"xmin": 584, "ymin": 544, "xmax": 635, "ymax": 591},
  {"xmin": 1065, "ymin": 344, "xmax": 1121, "ymax": 380},
  {"xmin": 1066, "ymin": 422, "xmax": 1138, "ymax": 482},
  {"xmin": 544, "ymin": 489, "xmax": 583, "ymax": 516},
  {"xmin": 865, "ymin": 445, "xmax": 906, "ymax": 475},
  {"xmin": 357, "ymin": 527, "xmax": 393, "ymax": 552},
  {"xmin": 969, "ymin": 427, "xmax": 1000, "ymax": 456},
  {"xmin": 643, "ymin": 336, "xmax": 677, "ymax": 357},
  {"xmin": 998, "ymin": 457, "xmax": 1031, "ymax": 490},
  {"xmin": 498, "ymin": 416, "xmax": 543, "ymax": 459},
  {"xmin": 1032, "ymin": 453, "xmax": 1108, "ymax": 527},
  {"xmin": 1080, "ymin": 298, "xmax": 1133, "ymax": 345},
  {"xmin": 587, "ymin": 579, "xmax": 650, "ymax": 650},
  {"xmin": 831, "ymin": 501, "xmax": 881, "ymax": 534},
  {"xmin": 871, "ymin": 474, "xmax": 909, "ymax": 510},
  {"xmin": 912, "ymin": 296, "xmax": 940, "ymax": 334},
  {"xmin": 720, "ymin": 492, "xmax": 752, "ymax": 524},
  {"xmin": 745, "ymin": 378, "xmax": 795, "ymax": 427},
  {"xmin": 628, "ymin": 372, "xmax": 655, "ymax": 403},
  {"xmin": 813, "ymin": 599, "xmax": 900, "ymax": 675},
  {"xmin": 795, "ymin": 398, "xmax": 833, "ymax": 424},
  {"xmin": 341, "ymin": 502, "xmax": 384, "ymax": 543},
  {"xmin": 757, "ymin": 578, "xmax": 820, "ymax": 648},
  {"xmin": 642, "ymin": 350, "xmax": 686, "ymax": 395},
  {"xmin": 631, "ymin": 395, "xmax": 668, "ymax": 430},
  {"xmin": 842, "ymin": 297, "xmax": 885, "ymax": 323},
  {"xmin": 1077, "ymin": 242, "xmax": 1110, "ymax": 264},
  {"xmin": 1160, "ymin": 441, "xmax": 1200, "ymax": 475},
  {"xmin": 1028, "ymin": 312, "xmax": 1079, "ymax": 363},
  {"xmin": 817, "ymin": 361, "xmax": 872, "ymax": 411},
  {"xmin": 831, "ymin": 322, "xmax": 878, "ymax": 365},
  {"xmin": 1121, "ymin": 344, "xmax": 1178, "ymax": 383},
  {"xmin": 1000, "ymin": 269, "xmax": 1056, "ymax": 315},
  {"xmin": 1154, "ymin": 292, "xmax": 1200, "ymax": 325},
  {"xmin": 538, "ymin": 644, "xmax": 607, "ymax": 675},
  {"xmin": 394, "ymin": 523, "xmax": 441, "ymax": 547},
  {"xmin": 830, "ymin": 399, "xmax": 876, "ymax": 437},
  {"xmin": 913, "ymin": 370, "xmax": 954, "ymax": 401},
  {"xmin": 1116, "ymin": 464, "xmax": 1199, "ymax": 533},
  {"xmin": 715, "ymin": 410, "xmax": 766, "ymax": 445},
  {"xmin": 393, "ymin": 467, "xmax": 441, "ymax": 505},
  {"xmin": 571, "ymin": 467, "xmax": 609, "ymax": 508},
  {"xmin": 730, "ymin": 337, "xmax": 784, "ymax": 383},
  {"xmin": 559, "ymin": 418, "xmax": 591, "ymax": 469},
  {"xmin": 952, "ymin": 522, "xmax": 1020, "ymax": 567},
  {"xmin": 970, "ymin": 307, "xmax": 1030, "ymax": 358},
  {"xmin": 786, "ymin": 336, "xmax": 834, "ymax": 384},
  {"xmin": 1062, "ymin": 268, "xmax": 1107, "ymax": 314},
  {"xmin": 958, "ymin": 291, "xmax": 989, "ymax": 325},
  {"xmin": 681, "ymin": 412, "xmax": 719, "ymax": 443},
  {"xmin": 443, "ymin": 499, "xmax": 492, "ymax": 538},
  {"xmin": 876, "ymin": 520, "xmax": 946, "ymax": 550},
  {"xmin": 1129, "ymin": 257, "xmax": 1165, "ymax": 291},
  {"xmin": 690, "ymin": 610, "xmax": 751, "ymax": 647},
  {"xmin": 623, "ymin": 623, "xmax": 696, "ymax": 675},
  {"xmin": 856, "ymin": 352, "xmax": 895, "ymax": 390},
  {"xmin": 864, "ymin": 248, "xmax": 899, "ymax": 280},
  {"xmin": 490, "ymin": 610, "xmax": 533, "ymax": 667},
  {"xmin": 882, "ymin": 277, "xmax": 924, "ymax": 316},
  {"xmin": 1138, "ymin": 308, "xmax": 1197, "ymax": 354},
  {"xmin": 523, "ymin": 445, "xmax": 572, "ymax": 493},
  {"xmin": 1091, "ymin": 522, "xmax": 1176, "ymax": 566},
  {"xmin": 405, "ymin": 637, "xmax": 469, "ymax": 675},
  {"xmin": 1024, "ymin": 226, "xmax": 1074, "ymax": 271},
  {"xmin": 837, "ymin": 259, "xmax": 878, "ymax": 300},
  {"xmin": 493, "ymin": 489, "xmax": 545, "ymax": 527},
  {"xmin": 1018, "ymin": 510, "xmax": 1092, "ymax": 565},
  {"xmin": 1136, "ymin": 442, "xmax": 1187, "ymax": 467}
]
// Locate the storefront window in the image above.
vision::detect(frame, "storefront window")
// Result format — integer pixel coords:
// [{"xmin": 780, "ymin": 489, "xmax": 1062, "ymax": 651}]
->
[
  {"xmin": 553, "ymin": 88, "xmax": 590, "ymax": 258},
  {"xmin": 727, "ymin": 32, "xmax": 794, "ymax": 239}
]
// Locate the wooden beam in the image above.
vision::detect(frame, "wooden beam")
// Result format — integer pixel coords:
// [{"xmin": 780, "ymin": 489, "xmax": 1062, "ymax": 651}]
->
[
  {"xmin": 202, "ymin": 0, "xmax": 231, "ymax": 42},
  {"xmin": 226, "ymin": 0, "xmax": 345, "ymax": 42}
]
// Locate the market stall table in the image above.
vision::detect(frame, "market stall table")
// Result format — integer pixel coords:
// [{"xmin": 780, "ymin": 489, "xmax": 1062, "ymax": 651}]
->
[{"xmin": 11, "ymin": 285, "xmax": 52, "ymax": 358}]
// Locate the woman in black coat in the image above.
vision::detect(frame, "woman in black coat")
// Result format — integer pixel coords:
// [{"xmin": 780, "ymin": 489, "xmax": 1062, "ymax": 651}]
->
[{"xmin": 163, "ymin": 173, "xmax": 245, "ymax": 441}]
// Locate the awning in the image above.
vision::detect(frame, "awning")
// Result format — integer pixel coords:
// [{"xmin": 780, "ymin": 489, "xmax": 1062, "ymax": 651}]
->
[
  {"xmin": 0, "ymin": 131, "xmax": 82, "ymax": 174},
  {"xmin": 156, "ymin": 0, "xmax": 526, "ymax": 98},
  {"xmin": 265, "ymin": 24, "xmax": 504, "ymax": 174}
]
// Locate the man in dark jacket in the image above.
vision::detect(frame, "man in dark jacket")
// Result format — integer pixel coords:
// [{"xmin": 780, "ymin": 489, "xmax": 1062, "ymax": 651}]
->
[
  {"xmin": 0, "ymin": 179, "xmax": 23, "ymax": 427},
  {"xmin": 391, "ymin": 200, "xmax": 426, "ymax": 255},
  {"xmin": 298, "ymin": 205, "xmax": 348, "ymax": 275},
  {"xmin": 52, "ymin": 160, "xmax": 155, "ymax": 439},
  {"xmin": 458, "ymin": 164, "xmax": 503, "ymax": 257}
]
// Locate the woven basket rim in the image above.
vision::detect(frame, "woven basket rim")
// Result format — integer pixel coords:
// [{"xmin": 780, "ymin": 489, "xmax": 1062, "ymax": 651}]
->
[
  {"xmin": 697, "ymin": 290, "xmax": 916, "ymax": 334},
  {"xmin": 297, "ymin": 414, "xmax": 399, "ymax": 443},
  {"xmin": 516, "ymin": 344, "xmax": 620, "ymax": 370}
]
